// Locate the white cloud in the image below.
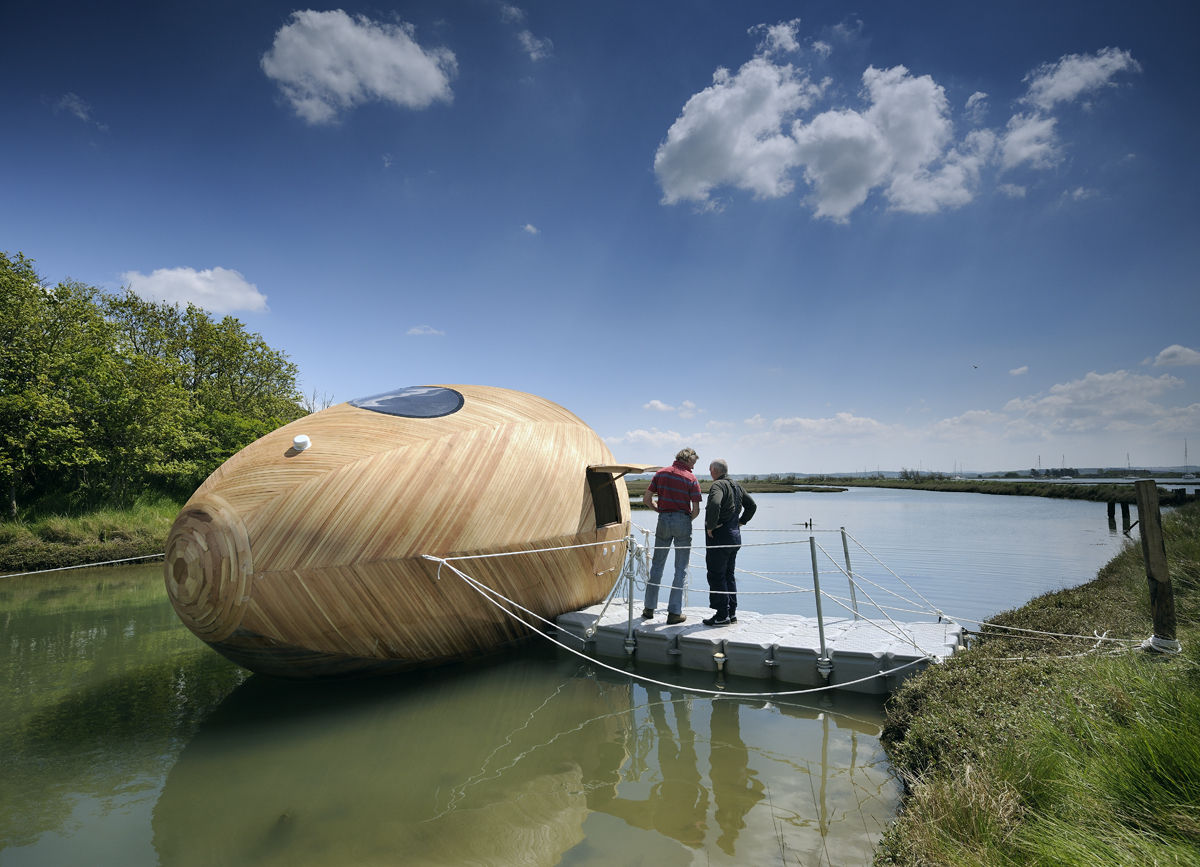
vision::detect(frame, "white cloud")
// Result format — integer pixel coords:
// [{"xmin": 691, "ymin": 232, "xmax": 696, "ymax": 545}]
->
[
  {"xmin": 965, "ymin": 91, "xmax": 988, "ymax": 123},
  {"xmin": 261, "ymin": 10, "xmax": 456, "ymax": 125},
  {"xmin": 654, "ymin": 56, "xmax": 821, "ymax": 207},
  {"xmin": 57, "ymin": 92, "xmax": 92, "ymax": 123},
  {"xmin": 122, "ymin": 267, "xmax": 267, "ymax": 314},
  {"xmin": 643, "ymin": 398, "xmax": 700, "ymax": 419},
  {"xmin": 745, "ymin": 414, "xmax": 767, "ymax": 427},
  {"xmin": 1000, "ymin": 112, "xmax": 1059, "ymax": 169},
  {"xmin": 1153, "ymin": 345, "xmax": 1200, "ymax": 367},
  {"xmin": 501, "ymin": 5, "xmax": 551, "ymax": 61},
  {"xmin": 655, "ymin": 27, "xmax": 1139, "ymax": 222},
  {"xmin": 1010, "ymin": 365, "xmax": 1029, "ymax": 376},
  {"xmin": 516, "ymin": 29, "xmax": 552, "ymax": 61},
  {"xmin": 1005, "ymin": 370, "xmax": 1184, "ymax": 432},
  {"xmin": 406, "ymin": 324, "xmax": 444, "ymax": 336},
  {"xmin": 605, "ymin": 428, "xmax": 706, "ymax": 450},
  {"xmin": 998, "ymin": 182, "xmax": 1026, "ymax": 198},
  {"xmin": 752, "ymin": 18, "xmax": 803, "ymax": 56},
  {"xmin": 55, "ymin": 92, "xmax": 107, "ymax": 131},
  {"xmin": 928, "ymin": 409, "xmax": 1007, "ymax": 441},
  {"xmin": 1022, "ymin": 47, "xmax": 1141, "ymax": 111},
  {"xmin": 767, "ymin": 411, "xmax": 891, "ymax": 439},
  {"xmin": 522, "ymin": 223, "xmax": 540, "ymax": 235}
]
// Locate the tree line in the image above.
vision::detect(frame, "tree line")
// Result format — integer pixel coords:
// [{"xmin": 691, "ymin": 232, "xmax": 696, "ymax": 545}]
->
[{"xmin": 1, "ymin": 252, "xmax": 306, "ymax": 518}]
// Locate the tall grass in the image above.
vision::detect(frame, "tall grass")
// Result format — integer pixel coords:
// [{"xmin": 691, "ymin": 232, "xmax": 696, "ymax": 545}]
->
[
  {"xmin": 0, "ymin": 496, "xmax": 181, "ymax": 573},
  {"xmin": 876, "ymin": 501, "xmax": 1200, "ymax": 866}
]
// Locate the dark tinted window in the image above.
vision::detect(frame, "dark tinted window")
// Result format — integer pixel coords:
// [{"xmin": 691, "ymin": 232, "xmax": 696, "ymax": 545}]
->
[{"xmin": 350, "ymin": 386, "xmax": 464, "ymax": 418}]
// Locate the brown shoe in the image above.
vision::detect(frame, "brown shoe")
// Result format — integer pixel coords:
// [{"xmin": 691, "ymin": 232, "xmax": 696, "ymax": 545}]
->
[
  {"xmin": 641, "ymin": 608, "xmax": 654, "ymax": 619},
  {"xmin": 666, "ymin": 613, "xmax": 686, "ymax": 625}
]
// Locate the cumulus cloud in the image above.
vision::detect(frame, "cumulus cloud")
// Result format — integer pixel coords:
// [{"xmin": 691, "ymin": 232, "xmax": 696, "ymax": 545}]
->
[
  {"xmin": 1005, "ymin": 370, "xmax": 1183, "ymax": 432},
  {"xmin": 1152, "ymin": 345, "xmax": 1200, "ymax": 367},
  {"xmin": 1010, "ymin": 365, "xmax": 1029, "ymax": 376},
  {"xmin": 654, "ymin": 57, "xmax": 822, "ymax": 207},
  {"xmin": 522, "ymin": 223, "xmax": 540, "ymax": 235},
  {"xmin": 122, "ymin": 267, "xmax": 268, "ymax": 314},
  {"xmin": 261, "ymin": 10, "xmax": 456, "ymax": 124},
  {"xmin": 751, "ymin": 18, "xmax": 803, "ymax": 56},
  {"xmin": 655, "ymin": 26, "xmax": 1139, "ymax": 221},
  {"xmin": 406, "ymin": 324, "xmax": 445, "ymax": 336}
]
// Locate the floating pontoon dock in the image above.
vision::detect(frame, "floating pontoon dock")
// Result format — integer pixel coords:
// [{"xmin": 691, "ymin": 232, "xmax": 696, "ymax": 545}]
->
[
  {"xmin": 546, "ymin": 526, "xmax": 968, "ymax": 695},
  {"xmin": 556, "ymin": 605, "xmax": 964, "ymax": 695}
]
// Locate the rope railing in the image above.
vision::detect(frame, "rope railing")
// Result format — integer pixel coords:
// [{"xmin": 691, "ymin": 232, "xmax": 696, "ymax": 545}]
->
[{"xmin": 421, "ymin": 551, "xmax": 935, "ymax": 698}]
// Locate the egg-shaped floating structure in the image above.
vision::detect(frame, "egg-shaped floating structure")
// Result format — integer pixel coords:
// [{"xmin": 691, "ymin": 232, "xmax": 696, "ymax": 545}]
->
[{"xmin": 163, "ymin": 385, "xmax": 653, "ymax": 678}]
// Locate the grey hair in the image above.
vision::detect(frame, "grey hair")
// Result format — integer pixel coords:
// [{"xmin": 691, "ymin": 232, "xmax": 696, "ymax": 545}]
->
[
  {"xmin": 709, "ymin": 458, "xmax": 728, "ymax": 478},
  {"xmin": 676, "ymin": 447, "xmax": 699, "ymax": 463}
]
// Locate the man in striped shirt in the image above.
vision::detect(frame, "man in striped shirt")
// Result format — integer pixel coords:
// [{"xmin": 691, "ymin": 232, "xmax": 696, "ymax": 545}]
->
[{"xmin": 641, "ymin": 447, "xmax": 702, "ymax": 624}]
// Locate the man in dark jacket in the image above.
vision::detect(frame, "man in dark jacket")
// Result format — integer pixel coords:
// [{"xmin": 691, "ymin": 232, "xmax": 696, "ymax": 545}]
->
[{"xmin": 703, "ymin": 459, "xmax": 756, "ymax": 626}]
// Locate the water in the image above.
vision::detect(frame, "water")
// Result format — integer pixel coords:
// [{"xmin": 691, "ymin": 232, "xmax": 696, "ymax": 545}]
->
[{"xmin": 1, "ymin": 489, "xmax": 1134, "ymax": 865}]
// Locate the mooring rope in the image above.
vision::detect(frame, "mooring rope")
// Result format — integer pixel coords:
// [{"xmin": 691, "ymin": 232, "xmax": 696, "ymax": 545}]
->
[
  {"xmin": 422, "ymin": 553, "xmax": 934, "ymax": 698},
  {"xmin": 1, "ymin": 552, "xmax": 165, "ymax": 579}
]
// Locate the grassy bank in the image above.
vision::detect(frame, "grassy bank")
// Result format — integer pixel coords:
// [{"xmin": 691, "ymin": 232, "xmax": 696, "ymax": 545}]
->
[
  {"xmin": 624, "ymin": 478, "xmax": 813, "ymax": 509},
  {"xmin": 810, "ymin": 477, "xmax": 1151, "ymax": 503},
  {"xmin": 0, "ymin": 497, "xmax": 180, "ymax": 574},
  {"xmin": 875, "ymin": 500, "xmax": 1200, "ymax": 865}
]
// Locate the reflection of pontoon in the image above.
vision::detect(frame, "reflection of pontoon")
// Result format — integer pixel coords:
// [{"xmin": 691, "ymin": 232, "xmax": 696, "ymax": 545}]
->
[{"xmin": 163, "ymin": 385, "xmax": 651, "ymax": 678}]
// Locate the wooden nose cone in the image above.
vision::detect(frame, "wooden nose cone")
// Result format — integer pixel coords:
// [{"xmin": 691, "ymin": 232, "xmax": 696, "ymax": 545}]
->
[{"xmin": 164, "ymin": 493, "xmax": 254, "ymax": 644}]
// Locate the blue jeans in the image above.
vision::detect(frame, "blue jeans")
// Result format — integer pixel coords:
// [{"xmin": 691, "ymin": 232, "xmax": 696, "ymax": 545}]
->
[{"xmin": 644, "ymin": 511, "xmax": 693, "ymax": 615}]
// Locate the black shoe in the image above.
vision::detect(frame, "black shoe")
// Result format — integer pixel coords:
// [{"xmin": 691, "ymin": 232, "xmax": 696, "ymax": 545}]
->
[
  {"xmin": 703, "ymin": 615, "xmax": 730, "ymax": 626},
  {"xmin": 641, "ymin": 608, "xmax": 654, "ymax": 619},
  {"xmin": 666, "ymin": 613, "xmax": 686, "ymax": 625},
  {"xmin": 728, "ymin": 615, "xmax": 737, "ymax": 624}
]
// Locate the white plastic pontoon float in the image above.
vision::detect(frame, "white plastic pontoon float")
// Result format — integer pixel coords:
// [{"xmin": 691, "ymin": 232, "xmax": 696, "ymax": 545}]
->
[{"xmin": 554, "ymin": 529, "xmax": 966, "ymax": 695}]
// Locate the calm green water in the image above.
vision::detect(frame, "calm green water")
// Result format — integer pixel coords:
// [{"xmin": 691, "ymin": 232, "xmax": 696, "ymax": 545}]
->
[
  {"xmin": 1, "ymin": 489, "xmax": 1133, "ymax": 865},
  {"xmin": 0, "ymin": 562, "xmax": 894, "ymax": 866}
]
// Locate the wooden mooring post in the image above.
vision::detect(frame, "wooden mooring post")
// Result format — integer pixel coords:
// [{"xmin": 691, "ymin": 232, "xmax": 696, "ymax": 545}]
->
[{"xmin": 1133, "ymin": 480, "xmax": 1182, "ymax": 653}]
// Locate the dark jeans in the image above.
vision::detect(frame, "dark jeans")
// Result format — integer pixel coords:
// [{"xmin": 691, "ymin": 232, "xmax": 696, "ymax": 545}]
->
[{"xmin": 706, "ymin": 526, "xmax": 740, "ymax": 619}]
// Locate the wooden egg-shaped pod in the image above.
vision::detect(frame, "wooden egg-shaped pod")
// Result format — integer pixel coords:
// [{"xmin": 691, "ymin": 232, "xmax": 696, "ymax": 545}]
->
[{"xmin": 164, "ymin": 385, "xmax": 643, "ymax": 678}]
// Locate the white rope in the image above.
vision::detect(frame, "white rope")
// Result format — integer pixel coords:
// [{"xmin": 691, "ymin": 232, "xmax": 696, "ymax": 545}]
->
[
  {"xmin": 811, "ymin": 539, "xmax": 938, "ymax": 653},
  {"xmin": 841, "ymin": 528, "xmax": 941, "ymax": 614},
  {"xmin": 1, "ymin": 552, "xmax": 165, "ymax": 578},
  {"xmin": 422, "ymin": 553, "xmax": 934, "ymax": 698}
]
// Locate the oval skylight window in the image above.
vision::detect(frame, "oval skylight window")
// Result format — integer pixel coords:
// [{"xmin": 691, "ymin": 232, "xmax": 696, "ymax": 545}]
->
[{"xmin": 349, "ymin": 386, "xmax": 465, "ymax": 418}]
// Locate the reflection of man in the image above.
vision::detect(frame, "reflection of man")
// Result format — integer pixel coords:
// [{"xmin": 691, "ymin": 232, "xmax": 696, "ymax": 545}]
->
[
  {"xmin": 598, "ymin": 689, "xmax": 709, "ymax": 849},
  {"xmin": 703, "ymin": 459, "xmax": 756, "ymax": 626},
  {"xmin": 642, "ymin": 448, "xmax": 702, "ymax": 624},
  {"xmin": 709, "ymin": 699, "xmax": 765, "ymax": 856}
]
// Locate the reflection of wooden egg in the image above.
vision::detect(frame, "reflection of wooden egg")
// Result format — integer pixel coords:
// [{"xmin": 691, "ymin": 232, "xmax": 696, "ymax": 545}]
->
[{"xmin": 163, "ymin": 385, "xmax": 641, "ymax": 678}]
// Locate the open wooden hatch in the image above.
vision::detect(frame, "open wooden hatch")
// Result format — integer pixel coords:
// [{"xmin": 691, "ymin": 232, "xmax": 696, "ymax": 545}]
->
[{"xmin": 586, "ymin": 463, "xmax": 660, "ymax": 527}]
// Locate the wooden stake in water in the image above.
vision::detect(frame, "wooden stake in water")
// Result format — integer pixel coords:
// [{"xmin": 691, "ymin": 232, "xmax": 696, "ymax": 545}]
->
[{"xmin": 1133, "ymin": 480, "xmax": 1182, "ymax": 653}]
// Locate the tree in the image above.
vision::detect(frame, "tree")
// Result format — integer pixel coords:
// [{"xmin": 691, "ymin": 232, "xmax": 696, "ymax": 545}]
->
[
  {"xmin": 0, "ymin": 254, "xmax": 110, "ymax": 517},
  {"xmin": 0, "ymin": 253, "xmax": 307, "ymax": 515}
]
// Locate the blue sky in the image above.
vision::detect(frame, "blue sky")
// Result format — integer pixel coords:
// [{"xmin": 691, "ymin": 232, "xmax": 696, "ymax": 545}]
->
[{"xmin": 4, "ymin": 1, "xmax": 1198, "ymax": 474}]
